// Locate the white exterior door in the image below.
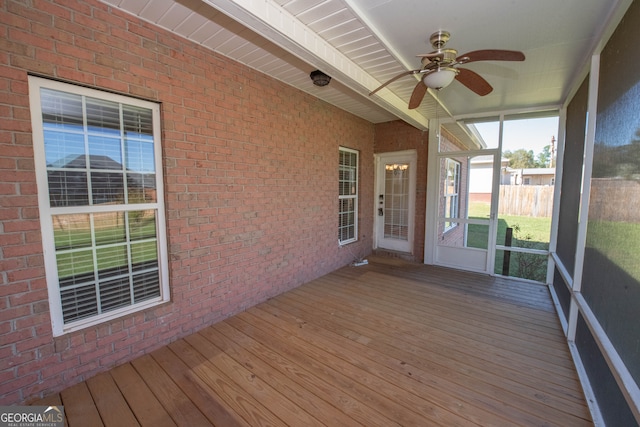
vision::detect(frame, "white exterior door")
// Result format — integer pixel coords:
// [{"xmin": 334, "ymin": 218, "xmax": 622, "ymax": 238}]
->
[
  {"xmin": 432, "ymin": 151, "xmax": 499, "ymax": 273},
  {"xmin": 374, "ymin": 150, "xmax": 417, "ymax": 253}
]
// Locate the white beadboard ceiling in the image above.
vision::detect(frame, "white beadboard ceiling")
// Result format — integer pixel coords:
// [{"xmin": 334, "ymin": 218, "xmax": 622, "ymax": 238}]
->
[{"xmin": 101, "ymin": 0, "xmax": 632, "ymax": 131}]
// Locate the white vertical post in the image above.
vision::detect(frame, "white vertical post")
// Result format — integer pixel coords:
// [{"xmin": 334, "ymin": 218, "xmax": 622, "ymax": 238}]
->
[
  {"xmin": 423, "ymin": 119, "xmax": 441, "ymax": 264},
  {"xmin": 567, "ymin": 54, "xmax": 600, "ymax": 342}
]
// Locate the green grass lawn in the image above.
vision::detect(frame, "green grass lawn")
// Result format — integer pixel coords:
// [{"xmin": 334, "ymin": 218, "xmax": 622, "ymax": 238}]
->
[
  {"xmin": 468, "ymin": 202, "xmax": 551, "ymax": 280},
  {"xmin": 54, "ymin": 214, "xmax": 158, "ymax": 280},
  {"xmin": 468, "ymin": 202, "xmax": 551, "ymax": 247},
  {"xmin": 586, "ymin": 220, "xmax": 640, "ymax": 280}
]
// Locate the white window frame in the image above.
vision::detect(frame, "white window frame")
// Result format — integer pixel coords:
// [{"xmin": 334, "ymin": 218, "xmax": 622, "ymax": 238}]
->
[
  {"xmin": 444, "ymin": 158, "xmax": 460, "ymax": 232},
  {"xmin": 339, "ymin": 147, "xmax": 358, "ymax": 245},
  {"xmin": 28, "ymin": 76, "xmax": 170, "ymax": 336}
]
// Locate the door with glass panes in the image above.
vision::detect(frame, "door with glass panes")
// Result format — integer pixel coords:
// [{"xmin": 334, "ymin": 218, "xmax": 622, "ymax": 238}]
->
[
  {"xmin": 375, "ymin": 151, "xmax": 417, "ymax": 253},
  {"xmin": 434, "ymin": 150, "xmax": 499, "ymax": 273}
]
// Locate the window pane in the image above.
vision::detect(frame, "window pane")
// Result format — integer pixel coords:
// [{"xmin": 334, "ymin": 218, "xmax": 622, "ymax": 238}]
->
[
  {"xmin": 339, "ymin": 166, "xmax": 356, "ymax": 196},
  {"xmin": 339, "ymin": 198, "xmax": 355, "ymax": 241},
  {"xmin": 384, "ymin": 164, "xmax": 409, "ymax": 240},
  {"xmin": 96, "ymin": 245, "xmax": 129, "ymax": 279},
  {"xmin": 43, "ymin": 131, "xmax": 85, "ymax": 168},
  {"xmin": 131, "ymin": 241, "xmax": 158, "ymax": 271},
  {"xmin": 91, "ymin": 171, "xmax": 125, "ymax": 204},
  {"xmin": 133, "ymin": 271, "xmax": 161, "ymax": 302},
  {"xmin": 467, "ymin": 223, "xmax": 490, "ymax": 249},
  {"xmin": 57, "ymin": 249, "xmax": 95, "ymax": 287},
  {"xmin": 86, "ymin": 97, "xmax": 120, "ymax": 131},
  {"xmin": 129, "ymin": 210, "xmax": 157, "ymax": 240},
  {"xmin": 94, "ymin": 212, "xmax": 126, "ymax": 245},
  {"xmin": 48, "ymin": 171, "xmax": 89, "ymax": 207},
  {"xmin": 99, "ymin": 277, "xmax": 132, "ymax": 312},
  {"xmin": 125, "ymin": 136, "xmax": 155, "ymax": 173},
  {"xmin": 88, "ymin": 135, "xmax": 123, "ymax": 169},
  {"xmin": 41, "ymin": 88, "xmax": 83, "ymax": 129},
  {"xmin": 123, "ymin": 105, "xmax": 153, "ymax": 136},
  {"xmin": 61, "ymin": 285, "xmax": 98, "ymax": 322},
  {"xmin": 127, "ymin": 173, "xmax": 157, "ymax": 203},
  {"xmin": 54, "ymin": 214, "xmax": 91, "ymax": 250}
]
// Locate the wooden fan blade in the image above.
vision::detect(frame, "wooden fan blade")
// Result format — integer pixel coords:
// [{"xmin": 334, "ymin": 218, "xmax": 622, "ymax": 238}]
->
[
  {"xmin": 455, "ymin": 68, "xmax": 493, "ymax": 96},
  {"xmin": 457, "ymin": 49, "xmax": 525, "ymax": 64},
  {"xmin": 369, "ymin": 69, "xmax": 421, "ymax": 95},
  {"xmin": 408, "ymin": 81, "xmax": 428, "ymax": 109}
]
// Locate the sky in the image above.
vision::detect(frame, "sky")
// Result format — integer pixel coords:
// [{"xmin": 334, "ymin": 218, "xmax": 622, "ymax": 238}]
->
[{"xmin": 474, "ymin": 116, "xmax": 559, "ymax": 155}]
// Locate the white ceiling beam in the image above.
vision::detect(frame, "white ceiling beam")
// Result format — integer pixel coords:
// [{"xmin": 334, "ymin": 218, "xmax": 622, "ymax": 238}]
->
[{"xmin": 202, "ymin": 0, "xmax": 429, "ymax": 129}]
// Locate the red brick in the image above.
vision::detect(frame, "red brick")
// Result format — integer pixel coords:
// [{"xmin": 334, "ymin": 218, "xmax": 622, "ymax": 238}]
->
[
  {"xmin": 0, "ymin": 305, "xmax": 32, "ymax": 323},
  {"xmin": 0, "ymin": 280, "xmax": 29, "ymax": 297},
  {"xmin": 2, "ymin": 242, "xmax": 42, "ymax": 258}
]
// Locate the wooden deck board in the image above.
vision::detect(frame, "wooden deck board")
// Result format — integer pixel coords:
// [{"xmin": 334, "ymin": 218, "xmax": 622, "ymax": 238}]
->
[
  {"xmin": 32, "ymin": 259, "xmax": 593, "ymax": 426},
  {"xmin": 198, "ymin": 325, "xmax": 366, "ymax": 427},
  {"xmin": 267, "ymin": 281, "xmax": 590, "ymax": 424},
  {"xmin": 298, "ymin": 274, "xmax": 577, "ymax": 374},
  {"xmin": 250, "ymin": 303, "xmax": 512, "ymax": 426},
  {"xmin": 130, "ymin": 354, "xmax": 214, "ymax": 427},
  {"xmin": 110, "ymin": 363, "xmax": 177, "ymax": 427},
  {"xmin": 85, "ymin": 372, "xmax": 139, "ymax": 427},
  {"xmin": 149, "ymin": 346, "xmax": 246, "ymax": 427},
  {"xmin": 209, "ymin": 321, "xmax": 386, "ymax": 427},
  {"xmin": 58, "ymin": 383, "xmax": 103, "ymax": 427}
]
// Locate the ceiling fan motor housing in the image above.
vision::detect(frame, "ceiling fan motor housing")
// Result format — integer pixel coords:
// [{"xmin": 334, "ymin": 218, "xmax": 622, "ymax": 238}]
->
[
  {"xmin": 430, "ymin": 30, "xmax": 451, "ymax": 49},
  {"xmin": 422, "ymin": 48, "xmax": 457, "ymax": 66}
]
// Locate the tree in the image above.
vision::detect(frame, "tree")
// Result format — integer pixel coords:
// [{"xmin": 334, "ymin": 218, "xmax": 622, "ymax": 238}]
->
[
  {"xmin": 503, "ymin": 149, "xmax": 536, "ymax": 168},
  {"xmin": 535, "ymin": 145, "xmax": 552, "ymax": 168}
]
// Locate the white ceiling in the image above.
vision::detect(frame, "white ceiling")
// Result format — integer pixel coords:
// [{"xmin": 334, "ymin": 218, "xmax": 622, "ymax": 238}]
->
[{"xmin": 101, "ymin": 0, "xmax": 632, "ymax": 131}]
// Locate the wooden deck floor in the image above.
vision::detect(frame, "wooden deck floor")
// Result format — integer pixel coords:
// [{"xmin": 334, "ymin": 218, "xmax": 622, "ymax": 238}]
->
[{"xmin": 35, "ymin": 257, "xmax": 593, "ymax": 426}]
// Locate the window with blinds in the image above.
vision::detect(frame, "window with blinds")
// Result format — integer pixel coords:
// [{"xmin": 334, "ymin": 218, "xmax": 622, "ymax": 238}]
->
[
  {"xmin": 339, "ymin": 147, "xmax": 358, "ymax": 244},
  {"xmin": 29, "ymin": 77, "xmax": 169, "ymax": 336}
]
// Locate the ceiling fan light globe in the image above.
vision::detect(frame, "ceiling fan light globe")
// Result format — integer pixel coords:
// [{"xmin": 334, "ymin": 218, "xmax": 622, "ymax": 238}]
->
[{"xmin": 423, "ymin": 67, "xmax": 457, "ymax": 90}]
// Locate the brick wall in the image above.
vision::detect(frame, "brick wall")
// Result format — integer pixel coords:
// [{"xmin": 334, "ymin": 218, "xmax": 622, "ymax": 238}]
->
[
  {"xmin": 373, "ymin": 120, "xmax": 428, "ymax": 261},
  {"xmin": 0, "ymin": 0, "xmax": 374, "ymax": 404}
]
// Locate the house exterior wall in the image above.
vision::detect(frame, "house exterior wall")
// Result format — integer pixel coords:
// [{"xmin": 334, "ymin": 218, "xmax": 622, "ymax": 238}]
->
[
  {"xmin": 0, "ymin": 0, "xmax": 374, "ymax": 404},
  {"xmin": 511, "ymin": 169, "xmax": 555, "ymax": 186},
  {"xmin": 373, "ymin": 120, "xmax": 428, "ymax": 261}
]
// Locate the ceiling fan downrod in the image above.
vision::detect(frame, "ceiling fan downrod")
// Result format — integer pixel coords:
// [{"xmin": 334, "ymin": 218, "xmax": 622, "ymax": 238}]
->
[{"xmin": 430, "ymin": 31, "xmax": 451, "ymax": 50}]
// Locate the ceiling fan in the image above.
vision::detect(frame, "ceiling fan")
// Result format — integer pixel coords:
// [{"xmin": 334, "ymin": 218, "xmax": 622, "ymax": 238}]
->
[{"xmin": 369, "ymin": 31, "xmax": 525, "ymax": 109}]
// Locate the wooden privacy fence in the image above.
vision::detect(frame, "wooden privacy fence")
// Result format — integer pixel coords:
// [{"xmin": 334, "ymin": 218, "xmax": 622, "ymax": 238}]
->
[
  {"xmin": 498, "ymin": 185, "xmax": 554, "ymax": 217},
  {"xmin": 589, "ymin": 178, "xmax": 640, "ymax": 222}
]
